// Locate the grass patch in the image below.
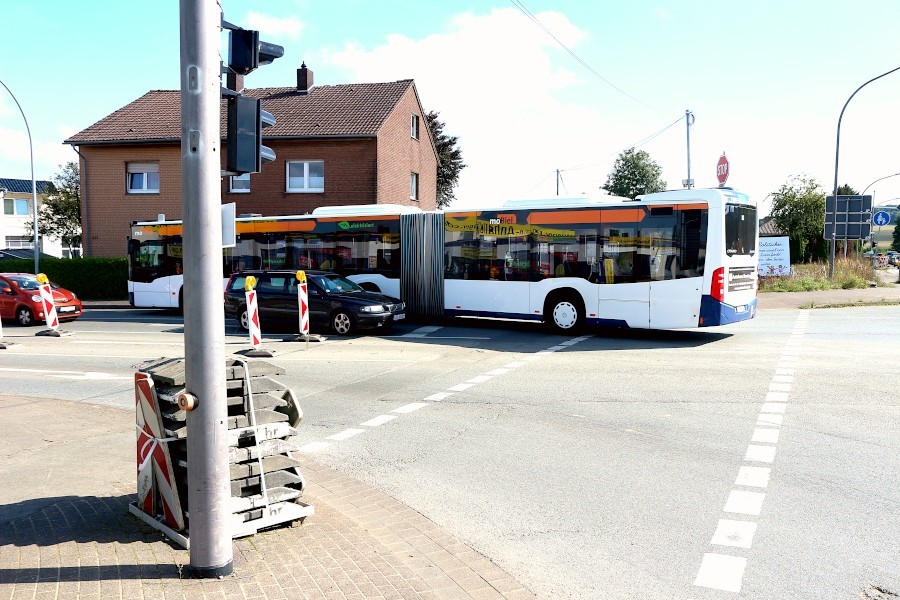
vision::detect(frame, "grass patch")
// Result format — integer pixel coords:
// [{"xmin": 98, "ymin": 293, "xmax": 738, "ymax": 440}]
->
[{"xmin": 759, "ymin": 257, "xmax": 882, "ymax": 293}]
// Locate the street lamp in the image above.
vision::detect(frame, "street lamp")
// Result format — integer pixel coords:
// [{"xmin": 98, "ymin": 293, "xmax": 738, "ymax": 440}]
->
[
  {"xmin": 0, "ymin": 78, "xmax": 40, "ymax": 274},
  {"xmin": 861, "ymin": 172, "xmax": 900, "ymax": 197},
  {"xmin": 829, "ymin": 65, "xmax": 900, "ymax": 278}
]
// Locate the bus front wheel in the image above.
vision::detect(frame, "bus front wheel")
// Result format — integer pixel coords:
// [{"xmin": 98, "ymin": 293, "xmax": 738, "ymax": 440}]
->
[{"xmin": 545, "ymin": 294, "xmax": 584, "ymax": 333}]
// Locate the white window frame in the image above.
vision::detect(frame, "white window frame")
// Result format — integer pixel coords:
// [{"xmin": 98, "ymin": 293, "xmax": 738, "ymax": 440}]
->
[
  {"xmin": 410, "ymin": 172, "xmax": 419, "ymax": 201},
  {"xmin": 3, "ymin": 198, "xmax": 30, "ymax": 216},
  {"xmin": 127, "ymin": 163, "xmax": 160, "ymax": 194},
  {"xmin": 229, "ymin": 173, "xmax": 251, "ymax": 193},
  {"xmin": 285, "ymin": 160, "xmax": 325, "ymax": 193},
  {"xmin": 411, "ymin": 114, "xmax": 420, "ymax": 140}
]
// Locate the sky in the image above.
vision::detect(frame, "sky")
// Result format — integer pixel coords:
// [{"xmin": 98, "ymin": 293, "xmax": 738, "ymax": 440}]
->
[{"xmin": 2, "ymin": 0, "xmax": 900, "ymax": 217}]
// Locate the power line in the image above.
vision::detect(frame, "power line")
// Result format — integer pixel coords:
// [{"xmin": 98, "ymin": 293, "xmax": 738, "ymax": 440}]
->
[
  {"xmin": 562, "ymin": 113, "xmax": 685, "ymax": 172},
  {"xmin": 509, "ymin": 0, "xmax": 656, "ymax": 110}
]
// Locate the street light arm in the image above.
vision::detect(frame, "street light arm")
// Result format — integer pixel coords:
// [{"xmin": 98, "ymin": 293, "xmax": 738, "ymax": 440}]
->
[
  {"xmin": 829, "ymin": 65, "xmax": 900, "ymax": 277},
  {"xmin": 861, "ymin": 172, "xmax": 900, "ymax": 197},
  {"xmin": 0, "ymin": 78, "xmax": 39, "ymax": 274}
]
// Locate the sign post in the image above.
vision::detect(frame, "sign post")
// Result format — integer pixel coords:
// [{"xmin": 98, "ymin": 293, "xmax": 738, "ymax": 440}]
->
[{"xmin": 716, "ymin": 153, "xmax": 729, "ymax": 187}]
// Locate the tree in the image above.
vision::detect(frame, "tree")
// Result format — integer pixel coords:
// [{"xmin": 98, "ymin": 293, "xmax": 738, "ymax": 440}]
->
[
  {"xmin": 602, "ymin": 148, "xmax": 666, "ymax": 199},
  {"xmin": 836, "ymin": 184, "xmax": 858, "ymax": 195},
  {"xmin": 769, "ymin": 175, "xmax": 826, "ymax": 263},
  {"xmin": 892, "ymin": 221, "xmax": 900, "ymax": 253},
  {"xmin": 26, "ymin": 161, "xmax": 82, "ymax": 256},
  {"xmin": 425, "ymin": 111, "xmax": 465, "ymax": 209}
]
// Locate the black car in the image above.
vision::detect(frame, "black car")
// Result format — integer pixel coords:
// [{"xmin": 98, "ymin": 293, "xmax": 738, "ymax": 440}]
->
[{"xmin": 224, "ymin": 270, "xmax": 405, "ymax": 335}]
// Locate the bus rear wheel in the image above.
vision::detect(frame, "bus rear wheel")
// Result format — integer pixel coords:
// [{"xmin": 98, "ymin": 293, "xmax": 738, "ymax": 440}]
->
[{"xmin": 545, "ymin": 294, "xmax": 584, "ymax": 333}]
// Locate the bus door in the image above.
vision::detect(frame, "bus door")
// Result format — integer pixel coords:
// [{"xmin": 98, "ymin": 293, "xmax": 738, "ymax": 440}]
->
[
  {"xmin": 646, "ymin": 207, "xmax": 705, "ymax": 329},
  {"xmin": 597, "ymin": 221, "xmax": 649, "ymax": 329}
]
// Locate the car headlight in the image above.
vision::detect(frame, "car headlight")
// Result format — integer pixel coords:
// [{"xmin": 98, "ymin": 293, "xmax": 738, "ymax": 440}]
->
[
  {"xmin": 360, "ymin": 305, "xmax": 385, "ymax": 313},
  {"xmin": 30, "ymin": 294, "xmax": 42, "ymax": 302}
]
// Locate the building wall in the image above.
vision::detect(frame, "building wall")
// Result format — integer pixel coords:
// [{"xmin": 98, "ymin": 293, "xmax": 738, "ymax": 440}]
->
[
  {"xmin": 376, "ymin": 88, "xmax": 438, "ymax": 211},
  {"xmin": 78, "ymin": 103, "xmax": 439, "ymax": 257},
  {"xmin": 1, "ymin": 190, "xmax": 68, "ymax": 258}
]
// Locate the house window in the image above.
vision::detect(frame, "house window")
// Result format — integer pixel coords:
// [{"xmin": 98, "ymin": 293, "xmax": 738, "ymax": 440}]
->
[
  {"xmin": 5, "ymin": 235, "xmax": 32, "ymax": 249},
  {"xmin": 411, "ymin": 114, "xmax": 420, "ymax": 140},
  {"xmin": 410, "ymin": 172, "xmax": 419, "ymax": 201},
  {"xmin": 127, "ymin": 163, "xmax": 160, "ymax": 194},
  {"xmin": 3, "ymin": 198, "xmax": 30, "ymax": 215},
  {"xmin": 286, "ymin": 161, "xmax": 324, "ymax": 193},
  {"xmin": 230, "ymin": 173, "xmax": 250, "ymax": 193}
]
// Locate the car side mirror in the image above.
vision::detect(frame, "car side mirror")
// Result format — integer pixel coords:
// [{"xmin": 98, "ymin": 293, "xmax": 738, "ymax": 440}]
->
[{"xmin": 1, "ymin": 286, "xmax": 12, "ymax": 295}]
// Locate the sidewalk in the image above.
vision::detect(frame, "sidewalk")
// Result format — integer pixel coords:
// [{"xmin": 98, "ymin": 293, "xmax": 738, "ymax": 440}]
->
[{"xmin": 0, "ymin": 395, "xmax": 534, "ymax": 600}]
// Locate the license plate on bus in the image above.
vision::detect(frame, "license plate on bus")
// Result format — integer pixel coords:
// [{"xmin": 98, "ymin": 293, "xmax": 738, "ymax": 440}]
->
[
  {"xmin": 394, "ymin": 313, "xmax": 405, "ymax": 321},
  {"xmin": 735, "ymin": 305, "xmax": 746, "ymax": 313}
]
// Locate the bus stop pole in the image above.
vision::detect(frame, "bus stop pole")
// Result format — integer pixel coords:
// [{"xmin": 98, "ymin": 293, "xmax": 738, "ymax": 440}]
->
[{"xmin": 179, "ymin": 0, "xmax": 233, "ymax": 577}]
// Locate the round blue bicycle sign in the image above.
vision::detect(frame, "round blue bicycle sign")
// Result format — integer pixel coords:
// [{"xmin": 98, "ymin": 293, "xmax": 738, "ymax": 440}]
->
[{"xmin": 873, "ymin": 210, "xmax": 892, "ymax": 227}]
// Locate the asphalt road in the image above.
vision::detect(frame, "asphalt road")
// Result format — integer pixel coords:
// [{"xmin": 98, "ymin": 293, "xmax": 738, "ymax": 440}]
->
[{"xmin": 1, "ymin": 306, "xmax": 898, "ymax": 599}]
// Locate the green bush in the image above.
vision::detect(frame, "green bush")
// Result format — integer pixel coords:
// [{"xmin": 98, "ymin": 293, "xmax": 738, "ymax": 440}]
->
[{"xmin": 0, "ymin": 257, "xmax": 128, "ymax": 299}]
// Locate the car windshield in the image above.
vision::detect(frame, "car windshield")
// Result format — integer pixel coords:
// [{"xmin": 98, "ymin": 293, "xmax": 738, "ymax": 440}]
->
[
  {"xmin": 312, "ymin": 274, "xmax": 363, "ymax": 294},
  {"xmin": 7, "ymin": 276, "xmax": 57, "ymax": 291}
]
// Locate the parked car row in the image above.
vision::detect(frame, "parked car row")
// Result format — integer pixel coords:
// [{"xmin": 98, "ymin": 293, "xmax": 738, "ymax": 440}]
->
[
  {"xmin": 0, "ymin": 273, "xmax": 83, "ymax": 326},
  {"xmin": 224, "ymin": 270, "xmax": 405, "ymax": 336}
]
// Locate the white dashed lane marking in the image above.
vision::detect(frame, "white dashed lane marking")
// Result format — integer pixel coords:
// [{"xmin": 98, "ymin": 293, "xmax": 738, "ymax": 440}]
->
[
  {"xmin": 694, "ymin": 311, "xmax": 808, "ymax": 593},
  {"xmin": 295, "ymin": 330, "xmax": 592, "ymax": 454}
]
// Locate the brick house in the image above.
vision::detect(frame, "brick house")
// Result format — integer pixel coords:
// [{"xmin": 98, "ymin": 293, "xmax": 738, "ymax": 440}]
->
[
  {"xmin": 0, "ymin": 178, "xmax": 76, "ymax": 258},
  {"xmin": 64, "ymin": 65, "xmax": 438, "ymax": 257}
]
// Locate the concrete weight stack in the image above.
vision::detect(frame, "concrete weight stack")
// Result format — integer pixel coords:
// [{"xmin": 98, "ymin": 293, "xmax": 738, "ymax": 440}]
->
[{"xmin": 129, "ymin": 357, "xmax": 313, "ymax": 548}]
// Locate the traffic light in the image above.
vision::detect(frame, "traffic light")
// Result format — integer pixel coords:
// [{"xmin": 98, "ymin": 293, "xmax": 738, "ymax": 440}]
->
[
  {"xmin": 228, "ymin": 28, "xmax": 284, "ymax": 75},
  {"xmin": 222, "ymin": 20, "xmax": 283, "ymax": 174},
  {"xmin": 225, "ymin": 92, "xmax": 276, "ymax": 174}
]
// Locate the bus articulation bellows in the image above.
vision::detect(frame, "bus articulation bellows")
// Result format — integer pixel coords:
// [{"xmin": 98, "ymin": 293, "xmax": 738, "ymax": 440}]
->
[{"xmin": 128, "ymin": 187, "xmax": 758, "ymax": 331}]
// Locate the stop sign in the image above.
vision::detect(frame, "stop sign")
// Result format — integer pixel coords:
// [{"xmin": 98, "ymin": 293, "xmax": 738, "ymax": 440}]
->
[{"xmin": 716, "ymin": 153, "xmax": 729, "ymax": 186}]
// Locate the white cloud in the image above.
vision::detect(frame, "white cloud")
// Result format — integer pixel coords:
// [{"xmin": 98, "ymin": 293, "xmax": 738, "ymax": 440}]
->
[
  {"xmin": 245, "ymin": 11, "xmax": 304, "ymax": 40},
  {"xmin": 326, "ymin": 7, "xmax": 619, "ymax": 208}
]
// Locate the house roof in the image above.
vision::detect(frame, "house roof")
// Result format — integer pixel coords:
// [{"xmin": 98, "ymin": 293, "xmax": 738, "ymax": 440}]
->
[
  {"xmin": 0, "ymin": 178, "xmax": 52, "ymax": 194},
  {"xmin": 759, "ymin": 216, "xmax": 785, "ymax": 236},
  {"xmin": 64, "ymin": 80, "xmax": 416, "ymax": 145}
]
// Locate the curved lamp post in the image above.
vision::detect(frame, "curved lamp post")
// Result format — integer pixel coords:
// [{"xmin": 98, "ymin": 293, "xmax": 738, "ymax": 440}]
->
[
  {"xmin": 829, "ymin": 65, "xmax": 900, "ymax": 278},
  {"xmin": 0, "ymin": 79, "xmax": 39, "ymax": 274}
]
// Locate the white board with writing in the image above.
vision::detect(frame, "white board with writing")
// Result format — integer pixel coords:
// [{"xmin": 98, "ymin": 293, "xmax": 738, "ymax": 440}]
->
[{"xmin": 758, "ymin": 236, "xmax": 791, "ymax": 276}]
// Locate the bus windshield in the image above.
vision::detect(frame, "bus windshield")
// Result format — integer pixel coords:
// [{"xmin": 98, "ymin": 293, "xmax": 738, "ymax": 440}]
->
[{"xmin": 725, "ymin": 204, "xmax": 757, "ymax": 256}]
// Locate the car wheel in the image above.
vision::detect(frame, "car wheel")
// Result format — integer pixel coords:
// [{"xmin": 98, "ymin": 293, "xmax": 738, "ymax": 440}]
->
[
  {"xmin": 545, "ymin": 294, "xmax": 584, "ymax": 333},
  {"xmin": 239, "ymin": 305, "xmax": 250, "ymax": 331},
  {"xmin": 331, "ymin": 310, "xmax": 355, "ymax": 335},
  {"xmin": 16, "ymin": 306, "xmax": 35, "ymax": 326}
]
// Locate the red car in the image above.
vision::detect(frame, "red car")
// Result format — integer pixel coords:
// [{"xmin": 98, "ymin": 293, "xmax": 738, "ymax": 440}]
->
[{"xmin": 0, "ymin": 273, "xmax": 83, "ymax": 326}]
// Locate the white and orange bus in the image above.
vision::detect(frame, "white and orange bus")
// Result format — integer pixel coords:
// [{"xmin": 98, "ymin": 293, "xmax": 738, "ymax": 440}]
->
[{"xmin": 128, "ymin": 187, "xmax": 757, "ymax": 331}]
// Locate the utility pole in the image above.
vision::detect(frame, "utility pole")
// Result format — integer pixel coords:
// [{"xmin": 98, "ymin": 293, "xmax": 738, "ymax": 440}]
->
[
  {"xmin": 179, "ymin": 0, "xmax": 232, "ymax": 577},
  {"xmin": 683, "ymin": 109, "xmax": 695, "ymax": 189},
  {"xmin": 556, "ymin": 169, "xmax": 560, "ymax": 196}
]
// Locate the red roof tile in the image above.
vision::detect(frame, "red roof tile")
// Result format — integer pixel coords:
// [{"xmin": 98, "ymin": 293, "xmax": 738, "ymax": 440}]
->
[{"xmin": 65, "ymin": 80, "xmax": 415, "ymax": 144}]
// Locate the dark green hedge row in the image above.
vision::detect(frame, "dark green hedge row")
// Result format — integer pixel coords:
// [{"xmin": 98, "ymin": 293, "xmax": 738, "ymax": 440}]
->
[{"xmin": 0, "ymin": 258, "xmax": 128, "ymax": 299}]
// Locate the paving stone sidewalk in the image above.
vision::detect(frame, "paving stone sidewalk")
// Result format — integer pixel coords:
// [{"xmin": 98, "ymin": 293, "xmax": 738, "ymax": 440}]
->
[{"xmin": 0, "ymin": 396, "xmax": 534, "ymax": 600}]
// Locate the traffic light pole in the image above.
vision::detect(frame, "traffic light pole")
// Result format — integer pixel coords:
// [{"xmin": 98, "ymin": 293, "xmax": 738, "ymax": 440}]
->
[{"xmin": 179, "ymin": 0, "xmax": 233, "ymax": 577}]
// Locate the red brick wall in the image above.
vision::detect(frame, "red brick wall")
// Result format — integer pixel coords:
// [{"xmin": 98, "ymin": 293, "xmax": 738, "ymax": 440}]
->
[
  {"xmin": 78, "ymin": 94, "xmax": 439, "ymax": 257},
  {"xmin": 376, "ymin": 88, "xmax": 438, "ymax": 211}
]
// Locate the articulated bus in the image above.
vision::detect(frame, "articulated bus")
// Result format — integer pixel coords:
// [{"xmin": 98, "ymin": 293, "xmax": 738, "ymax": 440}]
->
[{"xmin": 127, "ymin": 188, "xmax": 758, "ymax": 331}]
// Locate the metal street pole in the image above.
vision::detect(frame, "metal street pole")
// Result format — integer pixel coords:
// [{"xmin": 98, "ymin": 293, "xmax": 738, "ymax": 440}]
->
[
  {"xmin": 685, "ymin": 109, "xmax": 694, "ymax": 189},
  {"xmin": 179, "ymin": 0, "xmax": 232, "ymax": 577},
  {"xmin": 0, "ymin": 79, "xmax": 40, "ymax": 274},
  {"xmin": 829, "ymin": 65, "xmax": 900, "ymax": 278}
]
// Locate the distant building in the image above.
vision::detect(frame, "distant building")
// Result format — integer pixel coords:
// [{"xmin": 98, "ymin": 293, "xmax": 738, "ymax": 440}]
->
[
  {"xmin": 0, "ymin": 178, "xmax": 76, "ymax": 259},
  {"xmin": 65, "ymin": 64, "xmax": 438, "ymax": 257}
]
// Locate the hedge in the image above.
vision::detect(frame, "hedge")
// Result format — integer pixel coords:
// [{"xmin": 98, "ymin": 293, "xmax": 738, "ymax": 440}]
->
[{"xmin": 0, "ymin": 257, "xmax": 128, "ymax": 299}]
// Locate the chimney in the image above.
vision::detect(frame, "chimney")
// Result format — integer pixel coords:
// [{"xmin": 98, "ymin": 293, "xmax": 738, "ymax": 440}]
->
[
  {"xmin": 226, "ymin": 72, "xmax": 244, "ymax": 92},
  {"xmin": 297, "ymin": 61, "xmax": 313, "ymax": 95}
]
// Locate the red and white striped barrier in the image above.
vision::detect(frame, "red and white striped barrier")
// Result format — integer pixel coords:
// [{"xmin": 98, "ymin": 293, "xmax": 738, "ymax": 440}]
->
[
  {"xmin": 297, "ymin": 271, "xmax": 309, "ymax": 336},
  {"xmin": 245, "ymin": 288, "xmax": 261, "ymax": 349},
  {"xmin": 37, "ymin": 276, "xmax": 59, "ymax": 330}
]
